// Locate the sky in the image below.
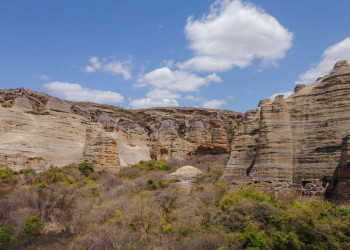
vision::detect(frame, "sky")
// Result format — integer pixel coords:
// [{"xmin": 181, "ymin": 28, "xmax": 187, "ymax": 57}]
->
[{"xmin": 1, "ymin": 0, "xmax": 350, "ymax": 112}]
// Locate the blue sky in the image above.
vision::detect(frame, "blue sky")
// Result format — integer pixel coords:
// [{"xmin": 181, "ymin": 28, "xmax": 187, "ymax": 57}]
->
[{"xmin": 1, "ymin": 0, "xmax": 350, "ymax": 112}]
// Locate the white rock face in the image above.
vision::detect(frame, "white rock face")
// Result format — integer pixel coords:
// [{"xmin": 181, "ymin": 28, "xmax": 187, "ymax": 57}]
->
[
  {"xmin": 0, "ymin": 107, "xmax": 88, "ymax": 171},
  {"xmin": 166, "ymin": 166, "xmax": 202, "ymax": 179}
]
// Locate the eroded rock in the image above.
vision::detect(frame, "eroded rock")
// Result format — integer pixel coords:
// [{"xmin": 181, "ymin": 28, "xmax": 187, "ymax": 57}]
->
[
  {"xmin": 223, "ymin": 60, "xmax": 350, "ymax": 201},
  {"xmin": 0, "ymin": 89, "xmax": 241, "ymax": 171}
]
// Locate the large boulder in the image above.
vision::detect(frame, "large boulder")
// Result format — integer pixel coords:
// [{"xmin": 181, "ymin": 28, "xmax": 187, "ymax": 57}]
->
[{"xmin": 166, "ymin": 166, "xmax": 202, "ymax": 194}]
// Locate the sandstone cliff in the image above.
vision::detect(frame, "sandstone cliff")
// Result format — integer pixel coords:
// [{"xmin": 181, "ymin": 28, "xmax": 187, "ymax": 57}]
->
[
  {"xmin": 223, "ymin": 60, "xmax": 350, "ymax": 200},
  {"xmin": 0, "ymin": 89, "xmax": 241, "ymax": 171}
]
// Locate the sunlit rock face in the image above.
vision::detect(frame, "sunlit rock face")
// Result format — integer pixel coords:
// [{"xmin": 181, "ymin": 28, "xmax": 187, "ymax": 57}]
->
[
  {"xmin": 0, "ymin": 88, "xmax": 241, "ymax": 172},
  {"xmin": 223, "ymin": 60, "xmax": 350, "ymax": 201}
]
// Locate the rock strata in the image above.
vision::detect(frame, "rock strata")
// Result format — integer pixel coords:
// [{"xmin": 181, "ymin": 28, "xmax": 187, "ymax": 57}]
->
[
  {"xmin": 0, "ymin": 89, "xmax": 241, "ymax": 171},
  {"xmin": 223, "ymin": 60, "xmax": 350, "ymax": 201}
]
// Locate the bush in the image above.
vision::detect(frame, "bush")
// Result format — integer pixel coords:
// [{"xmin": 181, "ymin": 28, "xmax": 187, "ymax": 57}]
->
[
  {"xmin": 219, "ymin": 197, "xmax": 236, "ymax": 211},
  {"xmin": 0, "ymin": 226, "xmax": 14, "ymax": 249},
  {"xmin": 241, "ymin": 231, "xmax": 268, "ymax": 250},
  {"xmin": 156, "ymin": 162, "xmax": 170, "ymax": 171},
  {"xmin": 273, "ymin": 231, "xmax": 304, "ymax": 250},
  {"xmin": 0, "ymin": 169, "xmax": 15, "ymax": 184},
  {"xmin": 147, "ymin": 179, "xmax": 159, "ymax": 190},
  {"xmin": 78, "ymin": 162, "xmax": 94, "ymax": 176},
  {"xmin": 23, "ymin": 216, "xmax": 45, "ymax": 237}
]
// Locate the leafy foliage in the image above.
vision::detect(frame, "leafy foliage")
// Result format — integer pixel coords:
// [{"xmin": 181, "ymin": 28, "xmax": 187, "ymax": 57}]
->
[
  {"xmin": 0, "ymin": 157, "xmax": 349, "ymax": 249},
  {"xmin": 0, "ymin": 226, "xmax": 14, "ymax": 249},
  {"xmin": 78, "ymin": 162, "xmax": 94, "ymax": 176},
  {"xmin": 23, "ymin": 216, "xmax": 45, "ymax": 236}
]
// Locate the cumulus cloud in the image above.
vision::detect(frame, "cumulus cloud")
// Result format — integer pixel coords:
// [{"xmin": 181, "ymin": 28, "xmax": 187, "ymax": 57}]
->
[
  {"xmin": 269, "ymin": 90, "xmax": 293, "ymax": 101},
  {"xmin": 177, "ymin": 0, "xmax": 293, "ymax": 72},
  {"xmin": 145, "ymin": 89, "xmax": 181, "ymax": 100},
  {"xmin": 85, "ymin": 56, "xmax": 132, "ymax": 80},
  {"xmin": 130, "ymin": 67, "xmax": 222, "ymax": 108},
  {"xmin": 129, "ymin": 89, "xmax": 180, "ymax": 109},
  {"xmin": 202, "ymin": 99, "xmax": 226, "ymax": 109},
  {"xmin": 43, "ymin": 81, "xmax": 124, "ymax": 104},
  {"xmin": 129, "ymin": 98, "xmax": 179, "ymax": 109},
  {"xmin": 185, "ymin": 95, "xmax": 201, "ymax": 102},
  {"xmin": 296, "ymin": 37, "xmax": 350, "ymax": 85},
  {"xmin": 136, "ymin": 67, "xmax": 222, "ymax": 92}
]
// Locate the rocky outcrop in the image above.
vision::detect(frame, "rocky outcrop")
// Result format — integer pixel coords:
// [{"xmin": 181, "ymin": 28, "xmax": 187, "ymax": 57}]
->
[
  {"xmin": 0, "ymin": 88, "xmax": 241, "ymax": 171},
  {"xmin": 223, "ymin": 60, "xmax": 350, "ymax": 200},
  {"xmin": 326, "ymin": 132, "xmax": 350, "ymax": 203},
  {"xmin": 165, "ymin": 166, "xmax": 202, "ymax": 194}
]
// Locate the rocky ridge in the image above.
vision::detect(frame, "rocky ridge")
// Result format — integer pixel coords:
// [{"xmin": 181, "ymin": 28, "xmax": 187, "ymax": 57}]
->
[
  {"xmin": 0, "ymin": 89, "xmax": 241, "ymax": 171},
  {"xmin": 222, "ymin": 60, "xmax": 350, "ymax": 202}
]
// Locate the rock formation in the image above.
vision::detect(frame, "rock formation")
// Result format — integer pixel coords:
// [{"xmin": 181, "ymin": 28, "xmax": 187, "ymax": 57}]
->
[
  {"xmin": 165, "ymin": 166, "xmax": 202, "ymax": 194},
  {"xmin": 0, "ymin": 88, "xmax": 241, "ymax": 171},
  {"xmin": 223, "ymin": 60, "xmax": 350, "ymax": 201}
]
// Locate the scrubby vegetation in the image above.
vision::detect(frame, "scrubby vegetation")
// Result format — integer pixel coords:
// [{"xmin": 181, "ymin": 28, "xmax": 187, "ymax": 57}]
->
[{"xmin": 0, "ymin": 156, "xmax": 349, "ymax": 249}]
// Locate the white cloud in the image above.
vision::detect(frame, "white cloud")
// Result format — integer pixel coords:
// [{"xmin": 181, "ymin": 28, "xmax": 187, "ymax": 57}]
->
[
  {"xmin": 145, "ymin": 89, "xmax": 181, "ymax": 100},
  {"xmin": 129, "ymin": 89, "xmax": 180, "ymax": 109},
  {"xmin": 136, "ymin": 67, "xmax": 222, "ymax": 93},
  {"xmin": 202, "ymin": 99, "xmax": 226, "ymax": 109},
  {"xmin": 85, "ymin": 56, "xmax": 132, "ymax": 80},
  {"xmin": 269, "ymin": 90, "xmax": 293, "ymax": 101},
  {"xmin": 185, "ymin": 95, "xmax": 201, "ymax": 102},
  {"xmin": 178, "ymin": 0, "xmax": 293, "ymax": 72},
  {"xmin": 226, "ymin": 95, "xmax": 235, "ymax": 99},
  {"xmin": 131, "ymin": 67, "xmax": 224, "ymax": 108},
  {"xmin": 33, "ymin": 75, "xmax": 52, "ymax": 80},
  {"xmin": 162, "ymin": 59, "xmax": 175, "ymax": 68},
  {"xmin": 296, "ymin": 37, "xmax": 350, "ymax": 85},
  {"xmin": 129, "ymin": 98, "xmax": 179, "ymax": 109},
  {"xmin": 131, "ymin": 67, "xmax": 223, "ymax": 108},
  {"xmin": 43, "ymin": 81, "xmax": 124, "ymax": 104}
]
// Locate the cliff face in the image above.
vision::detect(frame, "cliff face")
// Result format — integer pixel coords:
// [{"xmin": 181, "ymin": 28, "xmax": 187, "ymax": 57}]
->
[
  {"xmin": 0, "ymin": 89, "xmax": 241, "ymax": 171},
  {"xmin": 223, "ymin": 60, "xmax": 350, "ymax": 200}
]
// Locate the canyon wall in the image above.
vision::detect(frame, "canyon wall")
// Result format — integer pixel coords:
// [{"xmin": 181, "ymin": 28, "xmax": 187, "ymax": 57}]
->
[
  {"xmin": 223, "ymin": 60, "xmax": 350, "ymax": 201},
  {"xmin": 0, "ymin": 89, "xmax": 241, "ymax": 171}
]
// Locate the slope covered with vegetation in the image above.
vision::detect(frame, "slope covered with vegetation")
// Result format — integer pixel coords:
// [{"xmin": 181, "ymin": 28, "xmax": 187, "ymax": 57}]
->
[{"xmin": 0, "ymin": 155, "xmax": 349, "ymax": 249}]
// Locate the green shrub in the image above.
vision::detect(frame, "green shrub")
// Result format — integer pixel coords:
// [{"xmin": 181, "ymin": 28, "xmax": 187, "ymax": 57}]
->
[
  {"xmin": 36, "ymin": 182, "xmax": 49, "ymax": 189},
  {"xmin": 0, "ymin": 169, "xmax": 15, "ymax": 183},
  {"xmin": 107, "ymin": 209, "xmax": 123, "ymax": 224},
  {"xmin": 241, "ymin": 231, "xmax": 267, "ymax": 250},
  {"xmin": 162, "ymin": 224, "xmax": 172, "ymax": 234},
  {"xmin": 147, "ymin": 179, "xmax": 159, "ymax": 190},
  {"xmin": 0, "ymin": 226, "xmax": 14, "ymax": 249},
  {"xmin": 78, "ymin": 162, "xmax": 94, "ymax": 176},
  {"xmin": 89, "ymin": 186, "xmax": 100, "ymax": 197},
  {"xmin": 36, "ymin": 166, "xmax": 77, "ymax": 185},
  {"xmin": 159, "ymin": 179, "xmax": 170, "ymax": 188},
  {"xmin": 156, "ymin": 161, "xmax": 170, "ymax": 171},
  {"xmin": 273, "ymin": 231, "xmax": 304, "ymax": 250},
  {"xmin": 219, "ymin": 197, "xmax": 236, "ymax": 211},
  {"xmin": 23, "ymin": 216, "xmax": 45, "ymax": 236}
]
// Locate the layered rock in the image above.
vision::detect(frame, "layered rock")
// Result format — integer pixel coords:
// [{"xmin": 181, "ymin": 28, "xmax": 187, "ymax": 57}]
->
[
  {"xmin": 223, "ymin": 60, "xmax": 350, "ymax": 200},
  {"xmin": 0, "ymin": 89, "xmax": 241, "ymax": 171},
  {"xmin": 326, "ymin": 132, "xmax": 350, "ymax": 203}
]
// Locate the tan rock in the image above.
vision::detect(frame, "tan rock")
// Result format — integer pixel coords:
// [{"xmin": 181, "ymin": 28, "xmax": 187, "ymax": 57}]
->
[
  {"xmin": 166, "ymin": 166, "xmax": 202, "ymax": 194},
  {"xmin": 0, "ymin": 89, "xmax": 241, "ymax": 171},
  {"xmin": 166, "ymin": 165, "xmax": 202, "ymax": 180},
  {"xmin": 223, "ymin": 60, "xmax": 350, "ymax": 200}
]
